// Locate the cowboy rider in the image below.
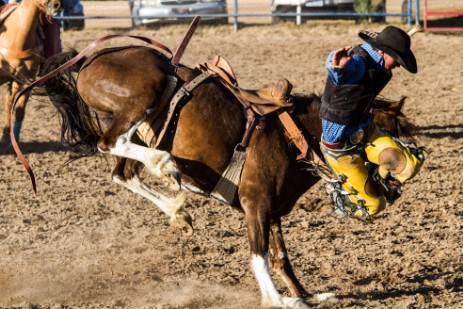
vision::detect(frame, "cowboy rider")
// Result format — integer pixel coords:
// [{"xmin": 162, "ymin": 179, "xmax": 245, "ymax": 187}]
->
[{"xmin": 319, "ymin": 25, "xmax": 425, "ymax": 217}]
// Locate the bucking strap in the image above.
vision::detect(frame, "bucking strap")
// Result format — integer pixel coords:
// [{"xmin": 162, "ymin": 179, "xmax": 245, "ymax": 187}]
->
[{"xmin": 136, "ymin": 71, "xmax": 212, "ymax": 148}]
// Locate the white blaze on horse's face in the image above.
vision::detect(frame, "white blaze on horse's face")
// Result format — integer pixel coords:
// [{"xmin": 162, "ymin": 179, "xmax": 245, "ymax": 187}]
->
[{"xmin": 40, "ymin": 0, "xmax": 63, "ymax": 17}]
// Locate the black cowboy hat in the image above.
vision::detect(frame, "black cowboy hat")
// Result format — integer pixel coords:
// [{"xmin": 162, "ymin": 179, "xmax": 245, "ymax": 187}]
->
[{"xmin": 358, "ymin": 26, "xmax": 417, "ymax": 74}]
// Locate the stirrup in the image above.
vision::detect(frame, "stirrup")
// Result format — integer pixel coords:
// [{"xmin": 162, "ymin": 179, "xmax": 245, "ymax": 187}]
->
[
  {"xmin": 372, "ymin": 168, "xmax": 402, "ymax": 204},
  {"xmin": 399, "ymin": 140, "xmax": 426, "ymax": 162},
  {"xmin": 409, "ymin": 145, "xmax": 426, "ymax": 162},
  {"xmin": 324, "ymin": 179, "xmax": 369, "ymax": 218}
]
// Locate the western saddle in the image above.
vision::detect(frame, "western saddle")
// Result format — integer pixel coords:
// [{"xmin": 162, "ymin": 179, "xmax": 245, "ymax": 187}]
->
[{"xmin": 136, "ymin": 55, "xmax": 313, "ymax": 161}]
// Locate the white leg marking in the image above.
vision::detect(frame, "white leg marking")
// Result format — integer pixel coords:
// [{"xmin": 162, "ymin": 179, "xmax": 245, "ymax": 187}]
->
[
  {"xmin": 251, "ymin": 254, "xmax": 308, "ymax": 308},
  {"xmin": 182, "ymin": 181, "xmax": 207, "ymax": 195},
  {"xmin": 113, "ymin": 174, "xmax": 185, "ymax": 218},
  {"xmin": 105, "ymin": 130, "xmax": 180, "ymax": 191}
]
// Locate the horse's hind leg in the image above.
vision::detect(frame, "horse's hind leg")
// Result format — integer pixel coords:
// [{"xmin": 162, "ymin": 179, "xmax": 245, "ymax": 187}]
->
[
  {"xmin": 99, "ymin": 117, "xmax": 181, "ymax": 192},
  {"xmin": 111, "ymin": 157, "xmax": 193, "ymax": 235},
  {"xmin": 269, "ymin": 220, "xmax": 310, "ymax": 299}
]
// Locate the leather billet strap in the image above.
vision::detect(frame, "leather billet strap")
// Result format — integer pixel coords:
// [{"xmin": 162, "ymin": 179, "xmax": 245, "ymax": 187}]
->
[
  {"xmin": 277, "ymin": 111, "xmax": 309, "ymax": 160},
  {"xmin": 169, "ymin": 16, "xmax": 201, "ymax": 73},
  {"xmin": 154, "ymin": 71, "xmax": 212, "ymax": 147}
]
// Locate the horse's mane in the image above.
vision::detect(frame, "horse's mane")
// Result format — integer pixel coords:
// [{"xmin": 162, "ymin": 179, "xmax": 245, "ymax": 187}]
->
[
  {"xmin": 372, "ymin": 97, "xmax": 421, "ymax": 143},
  {"xmin": 291, "ymin": 92, "xmax": 322, "ymax": 114}
]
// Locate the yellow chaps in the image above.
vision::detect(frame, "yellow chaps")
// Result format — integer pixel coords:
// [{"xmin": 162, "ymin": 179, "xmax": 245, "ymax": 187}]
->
[{"xmin": 321, "ymin": 123, "xmax": 424, "ymax": 217}]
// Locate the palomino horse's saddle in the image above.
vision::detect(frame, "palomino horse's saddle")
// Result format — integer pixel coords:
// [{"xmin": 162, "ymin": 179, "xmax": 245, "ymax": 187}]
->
[
  {"xmin": 0, "ymin": 4, "xmax": 17, "ymax": 21},
  {"xmin": 0, "ymin": 3, "xmax": 46, "ymax": 59}
]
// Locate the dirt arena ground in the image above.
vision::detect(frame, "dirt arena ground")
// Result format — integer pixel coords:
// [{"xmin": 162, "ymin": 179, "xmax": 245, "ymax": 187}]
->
[{"xmin": 1, "ymin": 18, "xmax": 463, "ymax": 309}]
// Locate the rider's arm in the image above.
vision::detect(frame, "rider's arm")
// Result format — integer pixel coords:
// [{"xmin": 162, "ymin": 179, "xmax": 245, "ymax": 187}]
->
[{"xmin": 325, "ymin": 51, "xmax": 366, "ymax": 86}]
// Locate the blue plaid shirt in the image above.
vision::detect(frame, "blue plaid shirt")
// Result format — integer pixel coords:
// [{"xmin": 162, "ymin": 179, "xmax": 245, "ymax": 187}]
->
[{"xmin": 322, "ymin": 43, "xmax": 384, "ymax": 143}]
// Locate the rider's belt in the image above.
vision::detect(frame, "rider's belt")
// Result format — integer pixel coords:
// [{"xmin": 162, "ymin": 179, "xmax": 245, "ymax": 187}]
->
[
  {"xmin": 322, "ymin": 129, "xmax": 365, "ymax": 149},
  {"xmin": 349, "ymin": 129, "xmax": 365, "ymax": 144},
  {"xmin": 322, "ymin": 140, "xmax": 345, "ymax": 149}
]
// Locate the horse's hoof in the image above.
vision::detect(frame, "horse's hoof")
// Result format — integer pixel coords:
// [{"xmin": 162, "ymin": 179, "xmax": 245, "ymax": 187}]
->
[
  {"xmin": 313, "ymin": 292, "xmax": 337, "ymax": 302},
  {"xmin": 0, "ymin": 131, "xmax": 11, "ymax": 145},
  {"xmin": 170, "ymin": 209, "xmax": 194, "ymax": 236},
  {"xmin": 166, "ymin": 175, "xmax": 181, "ymax": 191},
  {"xmin": 160, "ymin": 159, "xmax": 181, "ymax": 191},
  {"xmin": 262, "ymin": 297, "xmax": 309, "ymax": 309}
]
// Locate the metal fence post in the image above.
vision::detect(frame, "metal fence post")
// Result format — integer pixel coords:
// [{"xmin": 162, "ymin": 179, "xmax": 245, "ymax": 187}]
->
[
  {"xmin": 233, "ymin": 0, "xmax": 238, "ymax": 32},
  {"xmin": 415, "ymin": 0, "xmax": 420, "ymax": 25},
  {"xmin": 407, "ymin": 0, "xmax": 412, "ymax": 25}
]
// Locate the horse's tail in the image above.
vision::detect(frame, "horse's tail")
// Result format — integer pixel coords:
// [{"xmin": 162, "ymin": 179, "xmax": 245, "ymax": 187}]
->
[{"xmin": 40, "ymin": 49, "xmax": 102, "ymax": 158}]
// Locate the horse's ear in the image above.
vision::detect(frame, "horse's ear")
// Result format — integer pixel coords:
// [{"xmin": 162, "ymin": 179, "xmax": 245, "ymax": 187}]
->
[
  {"xmin": 397, "ymin": 96, "xmax": 407, "ymax": 110},
  {"xmin": 388, "ymin": 96, "xmax": 407, "ymax": 113}
]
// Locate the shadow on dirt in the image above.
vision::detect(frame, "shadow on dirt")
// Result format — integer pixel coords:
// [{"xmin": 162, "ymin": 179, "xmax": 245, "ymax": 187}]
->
[
  {"xmin": 0, "ymin": 141, "xmax": 69, "ymax": 155},
  {"xmin": 419, "ymin": 124, "xmax": 463, "ymax": 139},
  {"xmin": 335, "ymin": 265, "xmax": 463, "ymax": 304},
  {"xmin": 426, "ymin": 16, "xmax": 463, "ymax": 31}
]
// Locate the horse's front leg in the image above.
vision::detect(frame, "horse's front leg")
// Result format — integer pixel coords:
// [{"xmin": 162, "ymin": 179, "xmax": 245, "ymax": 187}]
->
[
  {"xmin": 1, "ymin": 81, "xmax": 29, "ymax": 143},
  {"xmin": 241, "ymin": 197, "xmax": 309, "ymax": 309},
  {"xmin": 269, "ymin": 220, "xmax": 337, "ymax": 305},
  {"xmin": 269, "ymin": 219, "xmax": 311, "ymax": 298},
  {"xmin": 1, "ymin": 90, "xmax": 11, "ymax": 143}
]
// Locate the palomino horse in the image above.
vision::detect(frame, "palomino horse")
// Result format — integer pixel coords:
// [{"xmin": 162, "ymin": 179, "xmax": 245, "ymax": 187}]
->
[
  {"xmin": 40, "ymin": 46, "xmax": 418, "ymax": 308},
  {"xmin": 0, "ymin": 0, "xmax": 62, "ymax": 143}
]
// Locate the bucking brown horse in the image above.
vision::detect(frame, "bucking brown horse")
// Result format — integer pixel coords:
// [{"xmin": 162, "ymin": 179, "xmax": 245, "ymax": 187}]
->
[{"xmin": 40, "ymin": 44, "xmax": 418, "ymax": 308}]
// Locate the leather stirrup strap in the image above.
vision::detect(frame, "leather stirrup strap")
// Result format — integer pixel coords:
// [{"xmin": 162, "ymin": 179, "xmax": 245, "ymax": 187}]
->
[
  {"xmin": 278, "ymin": 111, "xmax": 309, "ymax": 160},
  {"xmin": 240, "ymin": 108, "xmax": 257, "ymax": 148},
  {"xmin": 0, "ymin": 4, "xmax": 17, "ymax": 21}
]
